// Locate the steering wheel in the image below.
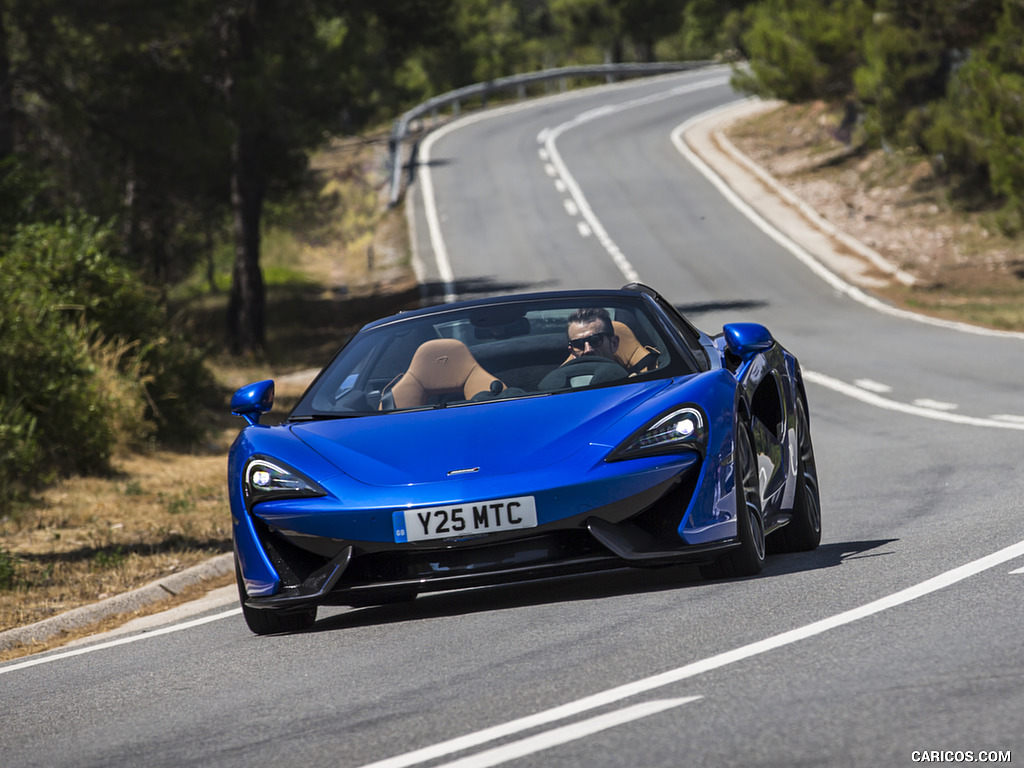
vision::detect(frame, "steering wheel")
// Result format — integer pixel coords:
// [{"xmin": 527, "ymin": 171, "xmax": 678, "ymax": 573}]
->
[{"xmin": 539, "ymin": 355, "xmax": 628, "ymax": 391}]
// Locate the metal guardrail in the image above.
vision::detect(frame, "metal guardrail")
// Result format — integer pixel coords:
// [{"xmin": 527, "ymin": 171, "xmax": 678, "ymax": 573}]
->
[{"xmin": 387, "ymin": 61, "xmax": 714, "ymax": 206}]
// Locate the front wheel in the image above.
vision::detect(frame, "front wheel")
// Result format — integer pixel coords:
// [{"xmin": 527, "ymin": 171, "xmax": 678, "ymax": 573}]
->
[
  {"xmin": 769, "ymin": 393, "xmax": 821, "ymax": 553},
  {"xmin": 235, "ymin": 557, "xmax": 316, "ymax": 635},
  {"xmin": 701, "ymin": 420, "xmax": 765, "ymax": 579}
]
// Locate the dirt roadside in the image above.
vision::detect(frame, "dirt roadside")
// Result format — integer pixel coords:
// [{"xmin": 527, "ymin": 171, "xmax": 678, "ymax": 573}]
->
[
  {"xmin": 2, "ymin": 96, "xmax": 1021, "ymax": 661},
  {"xmin": 722, "ymin": 100, "xmax": 1024, "ymax": 331}
]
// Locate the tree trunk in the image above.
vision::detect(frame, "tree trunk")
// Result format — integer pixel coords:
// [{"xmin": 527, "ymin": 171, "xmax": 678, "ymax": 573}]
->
[
  {"xmin": 227, "ymin": 123, "xmax": 265, "ymax": 355},
  {"xmin": 0, "ymin": 9, "xmax": 14, "ymax": 160},
  {"xmin": 223, "ymin": 6, "xmax": 265, "ymax": 356}
]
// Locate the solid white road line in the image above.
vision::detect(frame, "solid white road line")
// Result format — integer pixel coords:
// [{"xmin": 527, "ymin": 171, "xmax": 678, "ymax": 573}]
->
[
  {"xmin": 358, "ymin": 538, "xmax": 1024, "ymax": 768},
  {"xmin": 433, "ymin": 698, "xmax": 702, "ymax": 768},
  {"xmin": 992, "ymin": 414, "xmax": 1024, "ymax": 425},
  {"xmin": 419, "ymin": 128, "xmax": 458, "ymax": 303},
  {"xmin": 671, "ymin": 105, "xmax": 1024, "ymax": 342},
  {"xmin": 0, "ymin": 609, "xmax": 242, "ymax": 676},
  {"xmin": 804, "ymin": 369, "xmax": 1024, "ymax": 431}
]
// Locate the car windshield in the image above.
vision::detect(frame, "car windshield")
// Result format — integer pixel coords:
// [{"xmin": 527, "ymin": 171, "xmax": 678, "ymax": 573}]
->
[{"xmin": 291, "ymin": 296, "xmax": 693, "ymax": 418}]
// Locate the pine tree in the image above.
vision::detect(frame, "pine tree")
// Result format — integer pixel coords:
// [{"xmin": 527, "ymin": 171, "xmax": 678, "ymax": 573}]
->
[{"xmin": 734, "ymin": 0, "xmax": 872, "ymax": 102}]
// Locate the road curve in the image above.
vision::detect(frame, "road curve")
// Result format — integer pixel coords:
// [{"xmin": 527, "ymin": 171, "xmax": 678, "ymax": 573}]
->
[{"xmin": 3, "ymin": 69, "xmax": 1022, "ymax": 768}]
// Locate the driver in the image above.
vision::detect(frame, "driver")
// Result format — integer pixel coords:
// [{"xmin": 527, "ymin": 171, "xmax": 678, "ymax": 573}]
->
[{"xmin": 566, "ymin": 307, "xmax": 620, "ymax": 361}]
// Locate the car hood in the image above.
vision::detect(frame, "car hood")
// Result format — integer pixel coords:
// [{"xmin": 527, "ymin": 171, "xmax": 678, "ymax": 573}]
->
[{"xmin": 290, "ymin": 380, "xmax": 673, "ymax": 487}]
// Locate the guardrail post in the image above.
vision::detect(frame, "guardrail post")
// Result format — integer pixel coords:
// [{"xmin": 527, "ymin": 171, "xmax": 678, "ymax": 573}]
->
[{"xmin": 387, "ymin": 119, "xmax": 404, "ymax": 208}]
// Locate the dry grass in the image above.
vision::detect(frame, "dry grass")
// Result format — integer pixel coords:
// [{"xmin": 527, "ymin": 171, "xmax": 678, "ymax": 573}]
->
[
  {"xmin": 0, "ymin": 573, "xmax": 236, "ymax": 664},
  {"xmin": 0, "ymin": 130, "xmax": 419, "ymax": 656},
  {"xmin": 0, "ymin": 442, "xmax": 233, "ymax": 633}
]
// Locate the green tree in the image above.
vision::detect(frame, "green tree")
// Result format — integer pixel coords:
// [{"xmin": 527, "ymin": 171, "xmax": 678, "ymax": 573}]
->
[
  {"xmin": 214, "ymin": 0, "xmax": 454, "ymax": 354},
  {"xmin": 618, "ymin": 0, "xmax": 688, "ymax": 61},
  {"xmin": 0, "ymin": 6, "xmax": 12, "ymax": 161},
  {"xmin": 551, "ymin": 0, "xmax": 618, "ymax": 62},
  {"xmin": 854, "ymin": 0, "xmax": 1002, "ymax": 147},
  {"xmin": 453, "ymin": 0, "xmax": 528, "ymax": 81},
  {"xmin": 5, "ymin": 0, "xmax": 230, "ymax": 282},
  {"xmin": 734, "ymin": 0, "xmax": 872, "ymax": 102},
  {"xmin": 925, "ymin": 0, "xmax": 1024, "ymax": 230},
  {"xmin": 551, "ymin": 0, "xmax": 690, "ymax": 63},
  {"xmin": 672, "ymin": 0, "xmax": 753, "ymax": 60},
  {"xmin": 4, "ymin": 0, "xmax": 454, "ymax": 355}
]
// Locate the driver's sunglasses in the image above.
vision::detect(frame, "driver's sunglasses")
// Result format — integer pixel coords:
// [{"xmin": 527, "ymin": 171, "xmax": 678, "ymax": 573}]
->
[{"xmin": 568, "ymin": 332, "xmax": 609, "ymax": 351}]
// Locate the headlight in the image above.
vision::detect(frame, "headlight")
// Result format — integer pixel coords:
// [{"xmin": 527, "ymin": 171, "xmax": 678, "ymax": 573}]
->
[
  {"xmin": 243, "ymin": 457, "xmax": 326, "ymax": 506},
  {"xmin": 608, "ymin": 406, "xmax": 707, "ymax": 461}
]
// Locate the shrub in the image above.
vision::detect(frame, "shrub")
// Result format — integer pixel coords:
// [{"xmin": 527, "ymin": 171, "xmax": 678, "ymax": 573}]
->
[
  {"xmin": 138, "ymin": 332, "xmax": 218, "ymax": 446},
  {"xmin": 0, "ymin": 215, "xmax": 215, "ymax": 508},
  {"xmin": 0, "ymin": 398, "xmax": 47, "ymax": 503},
  {"xmin": 0, "ymin": 548, "xmax": 18, "ymax": 591},
  {"xmin": 0, "ymin": 254, "xmax": 117, "ymax": 483}
]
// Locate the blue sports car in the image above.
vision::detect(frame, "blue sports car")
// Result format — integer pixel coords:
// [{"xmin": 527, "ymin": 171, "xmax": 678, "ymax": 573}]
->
[{"xmin": 228, "ymin": 283, "xmax": 820, "ymax": 634}]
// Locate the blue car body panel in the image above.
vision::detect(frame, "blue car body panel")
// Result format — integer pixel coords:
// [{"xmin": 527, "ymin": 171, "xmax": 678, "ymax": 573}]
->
[{"xmin": 228, "ymin": 286, "xmax": 813, "ymax": 608}]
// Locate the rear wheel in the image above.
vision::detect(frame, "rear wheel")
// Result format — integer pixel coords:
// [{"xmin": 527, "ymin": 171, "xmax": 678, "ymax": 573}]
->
[
  {"xmin": 769, "ymin": 393, "xmax": 821, "ymax": 553},
  {"xmin": 235, "ymin": 557, "xmax": 316, "ymax": 635},
  {"xmin": 701, "ymin": 420, "xmax": 765, "ymax": 579}
]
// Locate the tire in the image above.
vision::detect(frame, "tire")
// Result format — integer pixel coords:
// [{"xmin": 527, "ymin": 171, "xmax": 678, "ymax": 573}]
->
[
  {"xmin": 235, "ymin": 557, "xmax": 317, "ymax": 635},
  {"xmin": 769, "ymin": 393, "xmax": 822, "ymax": 553},
  {"xmin": 701, "ymin": 420, "xmax": 766, "ymax": 579}
]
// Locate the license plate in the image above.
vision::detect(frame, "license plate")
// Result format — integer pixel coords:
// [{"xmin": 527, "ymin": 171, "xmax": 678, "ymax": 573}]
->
[{"xmin": 394, "ymin": 496, "xmax": 537, "ymax": 543}]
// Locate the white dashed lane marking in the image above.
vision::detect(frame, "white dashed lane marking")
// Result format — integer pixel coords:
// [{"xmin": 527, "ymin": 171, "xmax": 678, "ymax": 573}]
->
[
  {"xmin": 855, "ymin": 379, "xmax": 892, "ymax": 393},
  {"xmin": 534, "ymin": 77, "xmax": 729, "ymax": 283},
  {"xmin": 913, "ymin": 398, "xmax": 958, "ymax": 411},
  {"xmin": 993, "ymin": 414, "xmax": 1024, "ymax": 425},
  {"xmin": 808, "ymin": 371, "xmax": 1024, "ymax": 430}
]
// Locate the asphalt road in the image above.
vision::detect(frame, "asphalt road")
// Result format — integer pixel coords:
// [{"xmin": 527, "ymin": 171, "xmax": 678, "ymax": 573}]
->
[{"xmin": 3, "ymin": 67, "xmax": 1022, "ymax": 768}]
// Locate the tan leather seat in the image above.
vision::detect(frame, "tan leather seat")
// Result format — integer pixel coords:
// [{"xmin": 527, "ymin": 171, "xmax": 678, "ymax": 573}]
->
[
  {"xmin": 611, "ymin": 321, "xmax": 660, "ymax": 374},
  {"xmin": 381, "ymin": 338, "xmax": 504, "ymax": 410}
]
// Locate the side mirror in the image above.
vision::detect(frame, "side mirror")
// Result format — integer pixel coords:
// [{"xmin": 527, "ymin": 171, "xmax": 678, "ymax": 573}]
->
[
  {"xmin": 231, "ymin": 379, "xmax": 275, "ymax": 426},
  {"xmin": 722, "ymin": 323, "xmax": 774, "ymax": 361}
]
